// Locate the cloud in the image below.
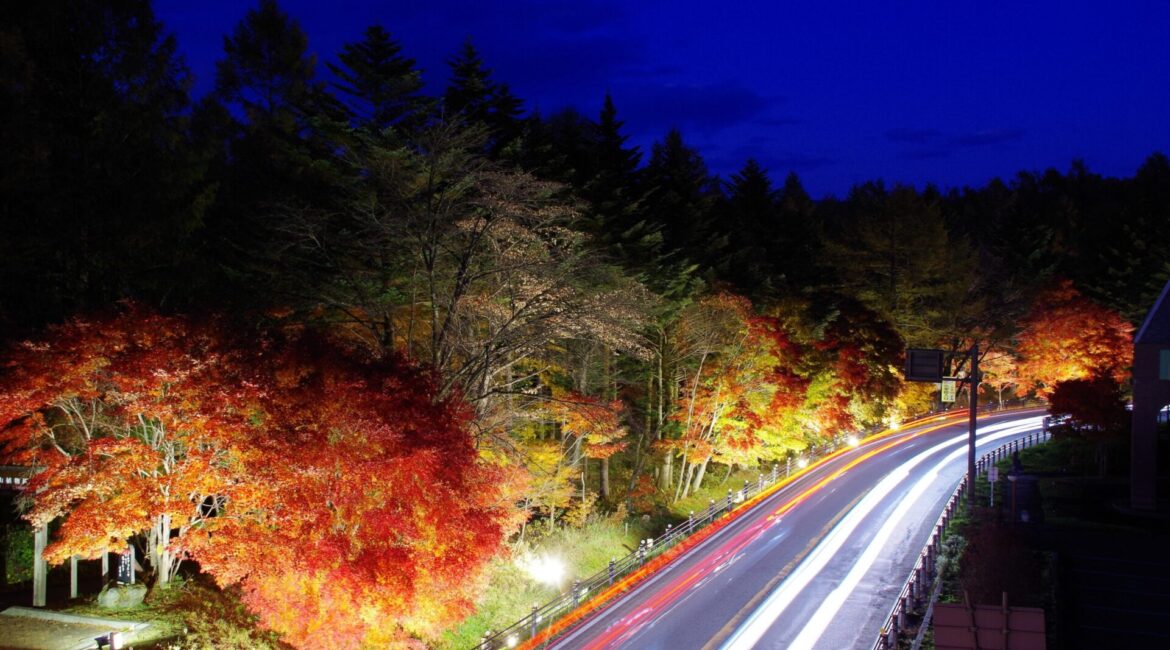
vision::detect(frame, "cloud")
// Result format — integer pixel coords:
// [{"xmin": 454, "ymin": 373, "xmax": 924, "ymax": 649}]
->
[
  {"xmin": 617, "ymin": 82, "xmax": 782, "ymax": 135},
  {"xmin": 949, "ymin": 128, "xmax": 1025, "ymax": 147},
  {"xmin": 900, "ymin": 148, "xmax": 951, "ymax": 160},
  {"xmin": 885, "ymin": 128, "xmax": 941, "ymax": 144},
  {"xmin": 888, "ymin": 127, "xmax": 1024, "ymax": 161}
]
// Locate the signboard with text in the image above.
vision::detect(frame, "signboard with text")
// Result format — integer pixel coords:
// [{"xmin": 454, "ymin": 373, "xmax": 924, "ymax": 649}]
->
[{"xmin": 940, "ymin": 378, "xmax": 957, "ymax": 402}]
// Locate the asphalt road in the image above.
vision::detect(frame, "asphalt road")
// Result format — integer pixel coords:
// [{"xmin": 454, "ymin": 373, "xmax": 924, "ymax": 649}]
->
[{"xmin": 550, "ymin": 409, "xmax": 1047, "ymax": 650}]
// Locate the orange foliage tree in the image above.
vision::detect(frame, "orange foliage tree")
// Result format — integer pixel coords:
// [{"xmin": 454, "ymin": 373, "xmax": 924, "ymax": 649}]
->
[
  {"xmin": 546, "ymin": 391, "xmax": 627, "ymax": 503},
  {"xmin": 665, "ymin": 294, "xmax": 811, "ymax": 501},
  {"xmin": 0, "ymin": 306, "xmax": 522, "ymax": 648},
  {"xmin": 1015, "ymin": 280, "xmax": 1133, "ymax": 395}
]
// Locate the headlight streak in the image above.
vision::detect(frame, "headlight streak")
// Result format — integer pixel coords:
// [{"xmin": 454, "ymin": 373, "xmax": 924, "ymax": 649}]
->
[
  {"xmin": 720, "ymin": 418, "xmax": 1044, "ymax": 650},
  {"xmin": 567, "ymin": 416, "xmax": 969, "ymax": 650}
]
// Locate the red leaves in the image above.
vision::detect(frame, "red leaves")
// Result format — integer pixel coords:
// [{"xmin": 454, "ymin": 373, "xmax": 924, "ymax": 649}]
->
[
  {"xmin": 0, "ymin": 305, "xmax": 516, "ymax": 648},
  {"xmin": 1015, "ymin": 280, "xmax": 1133, "ymax": 395}
]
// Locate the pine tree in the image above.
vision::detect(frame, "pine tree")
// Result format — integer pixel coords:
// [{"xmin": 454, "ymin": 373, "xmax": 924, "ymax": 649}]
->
[
  {"xmin": 0, "ymin": 0, "xmax": 210, "ymax": 335},
  {"xmin": 443, "ymin": 39, "xmax": 523, "ymax": 151},
  {"xmin": 642, "ymin": 129, "xmax": 719, "ymax": 264},
  {"xmin": 215, "ymin": 0, "xmax": 320, "ymax": 128},
  {"xmin": 203, "ymin": 0, "xmax": 347, "ymax": 311},
  {"xmin": 719, "ymin": 159, "xmax": 778, "ymax": 295},
  {"xmin": 327, "ymin": 24, "xmax": 432, "ymax": 132}
]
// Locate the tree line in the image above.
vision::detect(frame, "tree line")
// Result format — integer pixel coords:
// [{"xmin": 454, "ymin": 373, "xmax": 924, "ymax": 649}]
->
[{"xmin": 0, "ymin": 0, "xmax": 1160, "ymax": 646}]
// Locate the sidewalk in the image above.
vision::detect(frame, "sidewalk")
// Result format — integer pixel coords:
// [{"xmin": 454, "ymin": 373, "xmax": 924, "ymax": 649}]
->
[{"xmin": 0, "ymin": 607, "xmax": 148, "ymax": 650}]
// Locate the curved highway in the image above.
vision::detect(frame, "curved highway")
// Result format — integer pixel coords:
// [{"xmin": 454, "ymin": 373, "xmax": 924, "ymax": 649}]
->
[{"xmin": 549, "ymin": 409, "xmax": 1047, "ymax": 650}]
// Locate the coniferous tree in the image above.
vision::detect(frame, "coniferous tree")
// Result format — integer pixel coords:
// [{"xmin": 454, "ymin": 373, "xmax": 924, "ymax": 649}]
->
[
  {"xmin": 0, "ymin": 0, "xmax": 210, "ymax": 335},
  {"xmin": 204, "ymin": 0, "xmax": 345, "ymax": 309},
  {"xmin": 772, "ymin": 171, "xmax": 823, "ymax": 292},
  {"xmin": 443, "ymin": 39, "xmax": 523, "ymax": 152},
  {"xmin": 327, "ymin": 24, "xmax": 432, "ymax": 133},
  {"xmin": 719, "ymin": 159, "xmax": 778, "ymax": 295},
  {"xmin": 642, "ymin": 129, "xmax": 720, "ymax": 266}
]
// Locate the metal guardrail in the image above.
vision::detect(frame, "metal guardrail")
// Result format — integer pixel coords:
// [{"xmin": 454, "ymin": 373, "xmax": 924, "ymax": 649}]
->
[
  {"xmin": 475, "ymin": 402, "xmax": 1042, "ymax": 650},
  {"xmin": 475, "ymin": 464, "xmax": 783, "ymax": 649},
  {"xmin": 871, "ymin": 424, "xmax": 1052, "ymax": 650}
]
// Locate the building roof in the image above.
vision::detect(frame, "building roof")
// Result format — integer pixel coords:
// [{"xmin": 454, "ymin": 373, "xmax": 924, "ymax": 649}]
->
[{"xmin": 1136, "ymin": 277, "xmax": 1170, "ymax": 345}]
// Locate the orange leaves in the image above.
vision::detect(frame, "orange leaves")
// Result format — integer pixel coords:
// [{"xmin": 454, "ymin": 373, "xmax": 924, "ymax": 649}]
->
[
  {"xmin": 0, "ymin": 304, "xmax": 517, "ymax": 648},
  {"xmin": 546, "ymin": 392, "xmax": 627, "ymax": 460},
  {"xmin": 1015, "ymin": 280, "xmax": 1134, "ymax": 395}
]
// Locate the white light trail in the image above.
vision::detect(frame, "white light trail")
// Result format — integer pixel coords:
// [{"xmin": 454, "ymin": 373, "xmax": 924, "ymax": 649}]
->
[{"xmin": 721, "ymin": 417, "xmax": 1043, "ymax": 650}]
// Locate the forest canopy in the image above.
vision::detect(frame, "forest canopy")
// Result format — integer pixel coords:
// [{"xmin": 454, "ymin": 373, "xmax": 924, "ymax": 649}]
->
[{"xmin": 0, "ymin": 1, "xmax": 1161, "ymax": 646}]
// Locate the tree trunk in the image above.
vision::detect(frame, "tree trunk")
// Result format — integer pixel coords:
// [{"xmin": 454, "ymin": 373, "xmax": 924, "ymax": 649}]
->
[
  {"xmin": 691, "ymin": 456, "xmax": 711, "ymax": 495},
  {"xmin": 601, "ymin": 456, "xmax": 610, "ymax": 500},
  {"xmin": 150, "ymin": 513, "xmax": 175, "ymax": 590},
  {"xmin": 661, "ymin": 451, "xmax": 673, "ymax": 490}
]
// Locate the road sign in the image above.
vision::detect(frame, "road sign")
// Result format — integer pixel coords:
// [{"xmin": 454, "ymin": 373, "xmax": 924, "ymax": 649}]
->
[
  {"xmin": 940, "ymin": 377, "xmax": 957, "ymax": 402},
  {"xmin": 905, "ymin": 348, "xmax": 944, "ymax": 382},
  {"xmin": 988, "ymin": 466, "xmax": 999, "ymax": 482}
]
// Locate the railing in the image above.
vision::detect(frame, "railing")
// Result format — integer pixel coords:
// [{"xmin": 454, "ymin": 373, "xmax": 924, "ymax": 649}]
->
[
  {"xmin": 871, "ymin": 425, "xmax": 1052, "ymax": 650},
  {"xmin": 475, "ymin": 402, "xmax": 1043, "ymax": 650},
  {"xmin": 476, "ymin": 464, "xmax": 785, "ymax": 649}
]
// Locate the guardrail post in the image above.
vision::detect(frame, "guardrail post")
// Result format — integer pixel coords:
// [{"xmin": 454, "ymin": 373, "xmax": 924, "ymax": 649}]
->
[
  {"xmin": 637, "ymin": 540, "xmax": 645, "ymax": 564},
  {"xmin": 726, "ymin": 488, "xmax": 733, "ymax": 510},
  {"xmin": 757, "ymin": 474, "xmax": 764, "ymax": 494},
  {"xmin": 530, "ymin": 605, "xmax": 539, "ymax": 639},
  {"xmin": 665, "ymin": 523, "xmax": 672, "ymax": 542},
  {"xmin": 887, "ymin": 624, "xmax": 898, "ymax": 648},
  {"xmin": 481, "ymin": 630, "xmax": 492, "ymax": 649},
  {"xmin": 708, "ymin": 498, "xmax": 715, "ymax": 520},
  {"xmin": 899, "ymin": 595, "xmax": 908, "ymax": 628},
  {"xmin": 572, "ymin": 580, "xmax": 580, "ymax": 606},
  {"xmin": 772, "ymin": 463, "xmax": 778, "ymax": 482},
  {"xmin": 608, "ymin": 558, "xmax": 615, "ymax": 585},
  {"xmin": 688, "ymin": 510, "xmax": 694, "ymax": 534}
]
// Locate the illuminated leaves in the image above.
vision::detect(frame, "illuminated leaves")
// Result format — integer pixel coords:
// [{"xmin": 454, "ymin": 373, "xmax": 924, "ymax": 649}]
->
[
  {"xmin": 0, "ymin": 306, "xmax": 518, "ymax": 648},
  {"xmin": 1015, "ymin": 280, "xmax": 1133, "ymax": 394}
]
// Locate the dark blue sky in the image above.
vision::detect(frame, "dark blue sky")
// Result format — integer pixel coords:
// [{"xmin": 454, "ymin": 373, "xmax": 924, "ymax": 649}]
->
[{"xmin": 156, "ymin": 0, "xmax": 1170, "ymax": 198}]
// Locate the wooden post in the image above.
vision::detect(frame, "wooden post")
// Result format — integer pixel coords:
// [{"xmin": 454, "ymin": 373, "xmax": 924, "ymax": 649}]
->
[
  {"xmin": 70, "ymin": 555, "xmax": 78, "ymax": 599},
  {"xmin": 32, "ymin": 525, "xmax": 47, "ymax": 607}
]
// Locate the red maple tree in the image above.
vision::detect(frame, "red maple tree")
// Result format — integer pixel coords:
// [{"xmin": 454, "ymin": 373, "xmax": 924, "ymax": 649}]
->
[
  {"xmin": 0, "ymin": 305, "xmax": 522, "ymax": 648},
  {"xmin": 1015, "ymin": 280, "xmax": 1133, "ymax": 395}
]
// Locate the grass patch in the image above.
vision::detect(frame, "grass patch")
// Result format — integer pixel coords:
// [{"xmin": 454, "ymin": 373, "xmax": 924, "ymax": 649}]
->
[{"xmin": 438, "ymin": 515, "xmax": 648, "ymax": 650}]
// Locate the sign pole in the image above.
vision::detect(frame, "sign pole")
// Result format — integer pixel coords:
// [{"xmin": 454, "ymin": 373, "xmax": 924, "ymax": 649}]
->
[{"xmin": 968, "ymin": 343, "xmax": 979, "ymax": 512}]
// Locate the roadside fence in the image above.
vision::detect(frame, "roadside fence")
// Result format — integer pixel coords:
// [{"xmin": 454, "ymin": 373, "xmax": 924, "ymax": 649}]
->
[{"xmin": 871, "ymin": 422, "xmax": 1053, "ymax": 650}]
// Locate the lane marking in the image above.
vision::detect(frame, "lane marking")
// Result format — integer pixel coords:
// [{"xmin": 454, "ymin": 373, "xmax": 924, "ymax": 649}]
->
[
  {"xmin": 787, "ymin": 419, "xmax": 1044, "ymax": 650},
  {"xmin": 719, "ymin": 417, "xmax": 1043, "ymax": 650}
]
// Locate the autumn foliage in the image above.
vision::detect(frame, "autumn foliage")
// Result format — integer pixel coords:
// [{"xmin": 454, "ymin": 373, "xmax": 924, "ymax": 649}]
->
[
  {"xmin": 0, "ymin": 306, "xmax": 522, "ymax": 648},
  {"xmin": 1015, "ymin": 280, "xmax": 1133, "ymax": 395}
]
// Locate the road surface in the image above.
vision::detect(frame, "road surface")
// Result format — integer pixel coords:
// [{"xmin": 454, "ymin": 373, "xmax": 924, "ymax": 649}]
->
[{"xmin": 550, "ymin": 409, "xmax": 1047, "ymax": 650}]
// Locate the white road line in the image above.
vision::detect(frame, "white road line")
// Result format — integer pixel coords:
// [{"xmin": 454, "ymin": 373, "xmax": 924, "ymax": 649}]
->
[{"xmin": 721, "ymin": 417, "xmax": 1043, "ymax": 649}]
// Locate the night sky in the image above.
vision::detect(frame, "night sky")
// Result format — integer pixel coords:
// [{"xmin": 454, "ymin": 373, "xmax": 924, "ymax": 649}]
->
[{"xmin": 155, "ymin": 0, "xmax": 1170, "ymax": 198}]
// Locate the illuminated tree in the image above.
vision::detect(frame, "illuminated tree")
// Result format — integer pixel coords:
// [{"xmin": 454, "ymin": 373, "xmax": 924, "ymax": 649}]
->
[
  {"xmin": 664, "ymin": 294, "xmax": 811, "ymax": 500},
  {"xmin": 0, "ymin": 306, "xmax": 522, "ymax": 648},
  {"xmin": 546, "ymin": 391, "xmax": 628, "ymax": 501},
  {"xmin": 1014, "ymin": 280, "xmax": 1133, "ymax": 395},
  {"xmin": 979, "ymin": 345, "xmax": 1020, "ymax": 407}
]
